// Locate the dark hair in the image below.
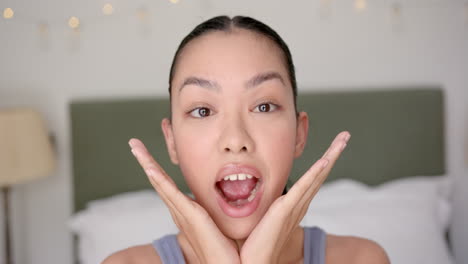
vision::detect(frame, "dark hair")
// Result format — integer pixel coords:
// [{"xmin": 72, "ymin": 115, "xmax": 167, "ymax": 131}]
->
[
  {"xmin": 167, "ymin": 15, "xmax": 298, "ymax": 115},
  {"xmin": 167, "ymin": 15, "xmax": 295, "ymax": 194}
]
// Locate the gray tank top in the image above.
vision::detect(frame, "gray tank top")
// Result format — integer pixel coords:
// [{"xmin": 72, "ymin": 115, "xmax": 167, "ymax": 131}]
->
[{"xmin": 152, "ymin": 226, "xmax": 326, "ymax": 264}]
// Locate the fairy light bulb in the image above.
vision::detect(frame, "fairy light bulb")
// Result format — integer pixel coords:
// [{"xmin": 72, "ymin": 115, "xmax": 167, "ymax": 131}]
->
[
  {"xmin": 465, "ymin": 2, "xmax": 468, "ymax": 22},
  {"xmin": 392, "ymin": 2, "xmax": 402, "ymax": 17},
  {"xmin": 103, "ymin": 3, "xmax": 113, "ymax": 15},
  {"xmin": 170, "ymin": 0, "xmax": 179, "ymax": 3},
  {"xmin": 38, "ymin": 22, "xmax": 49, "ymax": 34},
  {"xmin": 3, "ymin": 7, "xmax": 14, "ymax": 19},
  {"xmin": 136, "ymin": 7, "xmax": 149, "ymax": 21},
  {"xmin": 389, "ymin": 2, "xmax": 405, "ymax": 33},
  {"xmin": 68, "ymin": 16, "xmax": 80, "ymax": 29},
  {"xmin": 319, "ymin": 0, "xmax": 332, "ymax": 19},
  {"xmin": 354, "ymin": 0, "xmax": 366, "ymax": 11}
]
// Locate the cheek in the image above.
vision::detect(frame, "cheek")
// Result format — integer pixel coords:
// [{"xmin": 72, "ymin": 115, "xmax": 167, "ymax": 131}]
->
[
  {"xmin": 254, "ymin": 119, "xmax": 297, "ymax": 189},
  {"xmin": 175, "ymin": 127, "xmax": 214, "ymax": 160},
  {"xmin": 172, "ymin": 124, "xmax": 217, "ymax": 194}
]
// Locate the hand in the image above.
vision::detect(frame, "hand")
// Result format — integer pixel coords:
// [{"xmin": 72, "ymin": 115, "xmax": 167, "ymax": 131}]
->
[
  {"xmin": 240, "ymin": 131, "xmax": 351, "ymax": 264},
  {"xmin": 128, "ymin": 138, "xmax": 240, "ymax": 264}
]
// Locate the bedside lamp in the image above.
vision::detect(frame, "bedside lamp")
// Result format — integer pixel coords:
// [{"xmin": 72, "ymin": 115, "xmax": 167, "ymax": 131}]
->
[{"xmin": 0, "ymin": 108, "xmax": 56, "ymax": 264}]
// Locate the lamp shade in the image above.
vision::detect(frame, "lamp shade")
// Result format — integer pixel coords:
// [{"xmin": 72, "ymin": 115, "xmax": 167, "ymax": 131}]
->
[{"xmin": 0, "ymin": 108, "xmax": 56, "ymax": 187}]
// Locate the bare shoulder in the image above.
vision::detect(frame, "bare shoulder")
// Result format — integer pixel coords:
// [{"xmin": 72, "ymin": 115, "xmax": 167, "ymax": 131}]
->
[
  {"xmin": 326, "ymin": 233, "xmax": 390, "ymax": 264},
  {"xmin": 101, "ymin": 243, "xmax": 161, "ymax": 264}
]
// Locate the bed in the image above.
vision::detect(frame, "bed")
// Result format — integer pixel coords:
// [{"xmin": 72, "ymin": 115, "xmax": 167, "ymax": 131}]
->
[{"xmin": 68, "ymin": 87, "xmax": 454, "ymax": 264}]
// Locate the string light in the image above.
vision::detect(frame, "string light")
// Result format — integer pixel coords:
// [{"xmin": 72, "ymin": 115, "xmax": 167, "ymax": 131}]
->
[
  {"xmin": 465, "ymin": 2, "xmax": 468, "ymax": 23},
  {"xmin": 68, "ymin": 16, "xmax": 80, "ymax": 29},
  {"xmin": 3, "ymin": 7, "xmax": 14, "ymax": 19},
  {"xmin": 354, "ymin": 0, "xmax": 367, "ymax": 12},
  {"xmin": 390, "ymin": 2, "xmax": 404, "ymax": 33},
  {"xmin": 319, "ymin": 0, "xmax": 332, "ymax": 19},
  {"xmin": 37, "ymin": 21, "xmax": 50, "ymax": 51},
  {"xmin": 0, "ymin": 0, "xmax": 465, "ymax": 45},
  {"xmin": 136, "ymin": 6, "xmax": 149, "ymax": 21},
  {"xmin": 102, "ymin": 3, "xmax": 114, "ymax": 15},
  {"xmin": 38, "ymin": 22, "xmax": 49, "ymax": 34},
  {"xmin": 392, "ymin": 2, "xmax": 402, "ymax": 17},
  {"xmin": 135, "ymin": 6, "xmax": 151, "ymax": 37}
]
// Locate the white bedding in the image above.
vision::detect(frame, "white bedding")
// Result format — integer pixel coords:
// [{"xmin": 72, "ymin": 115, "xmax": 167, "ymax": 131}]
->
[{"xmin": 68, "ymin": 175, "xmax": 454, "ymax": 264}]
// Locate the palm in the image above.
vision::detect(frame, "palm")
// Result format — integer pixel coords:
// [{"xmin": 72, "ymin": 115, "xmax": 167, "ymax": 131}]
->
[
  {"xmin": 240, "ymin": 131, "xmax": 350, "ymax": 264},
  {"xmin": 129, "ymin": 138, "xmax": 240, "ymax": 264}
]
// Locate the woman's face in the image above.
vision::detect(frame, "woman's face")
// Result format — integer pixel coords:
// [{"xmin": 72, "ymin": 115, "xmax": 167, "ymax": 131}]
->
[{"xmin": 162, "ymin": 29, "xmax": 308, "ymax": 240}]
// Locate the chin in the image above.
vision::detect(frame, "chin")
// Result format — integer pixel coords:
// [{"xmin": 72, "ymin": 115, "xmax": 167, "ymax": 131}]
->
[{"xmin": 218, "ymin": 216, "xmax": 260, "ymax": 240}]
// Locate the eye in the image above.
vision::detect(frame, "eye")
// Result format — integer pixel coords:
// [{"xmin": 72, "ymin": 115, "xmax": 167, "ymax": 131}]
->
[
  {"xmin": 254, "ymin": 102, "xmax": 278, "ymax": 113},
  {"xmin": 189, "ymin": 107, "xmax": 212, "ymax": 118}
]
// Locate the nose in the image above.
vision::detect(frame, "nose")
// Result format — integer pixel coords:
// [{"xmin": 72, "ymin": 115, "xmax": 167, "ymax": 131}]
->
[{"xmin": 218, "ymin": 115, "xmax": 254, "ymax": 154}]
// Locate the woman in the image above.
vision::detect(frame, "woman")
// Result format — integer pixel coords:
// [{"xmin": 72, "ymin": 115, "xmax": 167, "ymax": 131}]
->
[{"xmin": 103, "ymin": 15, "xmax": 390, "ymax": 264}]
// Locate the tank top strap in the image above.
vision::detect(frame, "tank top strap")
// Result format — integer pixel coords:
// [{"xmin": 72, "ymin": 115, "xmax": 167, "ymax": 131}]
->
[
  {"xmin": 152, "ymin": 234, "xmax": 186, "ymax": 264},
  {"xmin": 303, "ymin": 226, "xmax": 327, "ymax": 264}
]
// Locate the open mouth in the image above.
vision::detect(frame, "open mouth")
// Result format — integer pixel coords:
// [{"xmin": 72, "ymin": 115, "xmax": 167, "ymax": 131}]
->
[
  {"xmin": 215, "ymin": 174, "xmax": 262, "ymax": 207},
  {"xmin": 213, "ymin": 164, "xmax": 264, "ymax": 218}
]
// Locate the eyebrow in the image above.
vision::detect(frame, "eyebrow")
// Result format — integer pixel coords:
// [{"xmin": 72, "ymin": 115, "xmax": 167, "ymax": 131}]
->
[{"xmin": 178, "ymin": 71, "xmax": 285, "ymax": 92}]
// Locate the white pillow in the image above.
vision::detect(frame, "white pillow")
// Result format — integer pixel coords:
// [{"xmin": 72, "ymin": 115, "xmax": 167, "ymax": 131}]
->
[
  {"xmin": 69, "ymin": 190, "xmax": 178, "ymax": 264},
  {"xmin": 301, "ymin": 175, "xmax": 454, "ymax": 264},
  {"xmin": 68, "ymin": 175, "xmax": 453, "ymax": 264},
  {"xmin": 311, "ymin": 175, "xmax": 453, "ymax": 229}
]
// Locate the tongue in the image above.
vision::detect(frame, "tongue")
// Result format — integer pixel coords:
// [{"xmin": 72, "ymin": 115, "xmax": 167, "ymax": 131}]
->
[{"xmin": 218, "ymin": 178, "xmax": 257, "ymax": 201}]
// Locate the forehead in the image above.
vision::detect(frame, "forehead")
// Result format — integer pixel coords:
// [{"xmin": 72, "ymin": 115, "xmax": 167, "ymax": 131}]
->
[{"xmin": 173, "ymin": 29, "xmax": 288, "ymax": 85}]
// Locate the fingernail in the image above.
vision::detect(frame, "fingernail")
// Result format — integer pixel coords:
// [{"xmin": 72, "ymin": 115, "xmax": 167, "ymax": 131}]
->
[
  {"xmin": 131, "ymin": 148, "xmax": 137, "ymax": 157},
  {"xmin": 322, "ymin": 159, "xmax": 329, "ymax": 168},
  {"xmin": 345, "ymin": 133, "xmax": 351, "ymax": 142},
  {"xmin": 341, "ymin": 143, "xmax": 347, "ymax": 151},
  {"xmin": 128, "ymin": 139, "xmax": 134, "ymax": 148}
]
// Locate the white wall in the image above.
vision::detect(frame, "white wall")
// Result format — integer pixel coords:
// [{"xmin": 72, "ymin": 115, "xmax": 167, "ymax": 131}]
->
[{"xmin": 0, "ymin": 0, "xmax": 467, "ymax": 263}]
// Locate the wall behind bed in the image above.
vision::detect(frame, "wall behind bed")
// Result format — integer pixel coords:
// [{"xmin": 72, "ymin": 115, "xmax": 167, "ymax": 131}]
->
[{"xmin": 0, "ymin": 1, "xmax": 467, "ymax": 264}]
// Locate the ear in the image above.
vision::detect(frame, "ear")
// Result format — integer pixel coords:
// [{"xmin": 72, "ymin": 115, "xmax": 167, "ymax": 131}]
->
[
  {"xmin": 294, "ymin": 111, "xmax": 309, "ymax": 158},
  {"xmin": 161, "ymin": 118, "xmax": 179, "ymax": 165}
]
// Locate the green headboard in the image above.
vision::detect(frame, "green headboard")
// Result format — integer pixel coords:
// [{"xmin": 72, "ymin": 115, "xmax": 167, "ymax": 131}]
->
[{"xmin": 70, "ymin": 87, "xmax": 445, "ymax": 213}]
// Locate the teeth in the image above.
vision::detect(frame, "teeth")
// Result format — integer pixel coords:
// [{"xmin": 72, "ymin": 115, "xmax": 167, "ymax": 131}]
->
[
  {"xmin": 247, "ymin": 181, "xmax": 260, "ymax": 202},
  {"xmin": 222, "ymin": 174, "xmax": 255, "ymax": 181}
]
